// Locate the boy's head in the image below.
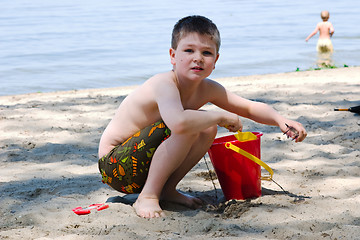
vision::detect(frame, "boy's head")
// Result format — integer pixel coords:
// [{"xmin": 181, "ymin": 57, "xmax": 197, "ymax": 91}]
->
[
  {"xmin": 171, "ymin": 15, "xmax": 221, "ymax": 53},
  {"xmin": 321, "ymin": 11, "xmax": 330, "ymax": 21}
]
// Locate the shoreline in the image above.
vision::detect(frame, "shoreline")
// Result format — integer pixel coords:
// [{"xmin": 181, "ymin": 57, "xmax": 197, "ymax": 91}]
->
[
  {"xmin": 1, "ymin": 66, "xmax": 358, "ymax": 99},
  {"xmin": 1, "ymin": 66, "xmax": 359, "ymax": 239}
]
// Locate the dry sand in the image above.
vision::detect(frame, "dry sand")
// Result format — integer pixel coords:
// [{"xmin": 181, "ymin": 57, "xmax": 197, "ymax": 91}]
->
[{"xmin": 0, "ymin": 67, "xmax": 359, "ymax": 240}]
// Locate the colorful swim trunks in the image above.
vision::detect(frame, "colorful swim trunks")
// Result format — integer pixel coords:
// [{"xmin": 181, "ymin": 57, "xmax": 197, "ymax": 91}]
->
[{"xmin": 98, "ymin": 121, "xmax": 171, "ymax": 194}]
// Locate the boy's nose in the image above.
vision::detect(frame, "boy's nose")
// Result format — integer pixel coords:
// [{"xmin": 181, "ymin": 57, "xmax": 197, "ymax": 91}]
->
[{"xmin": 193, "ymin": 52, "xmax": 203, "ymax": 63}]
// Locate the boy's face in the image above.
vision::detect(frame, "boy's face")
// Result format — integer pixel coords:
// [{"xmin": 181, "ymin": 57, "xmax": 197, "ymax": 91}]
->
[{"xmin": 170, "ymin": 32, "xmax": 219, "ymax": 81}]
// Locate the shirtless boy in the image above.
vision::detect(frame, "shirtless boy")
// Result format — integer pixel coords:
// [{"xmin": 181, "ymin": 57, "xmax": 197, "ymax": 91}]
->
[
  {"xmin": 98, "ymin": 15, "xmax": 307, "ymax": 218},
  {"xmin": 305, "ymin": 10, "xmax": 335, "ymax": 53}
]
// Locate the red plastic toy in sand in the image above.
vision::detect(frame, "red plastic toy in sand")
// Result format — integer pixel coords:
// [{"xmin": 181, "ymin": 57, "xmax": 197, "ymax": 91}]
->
[{"xmin": 72, "ymin": 203, "xmax": 109, "ymax": 215}]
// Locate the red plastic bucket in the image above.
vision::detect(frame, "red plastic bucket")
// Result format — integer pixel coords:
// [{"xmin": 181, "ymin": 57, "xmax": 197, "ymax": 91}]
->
[{"xmin": 208, "ymin": 132, "xmax": 263, "ymax": 200}]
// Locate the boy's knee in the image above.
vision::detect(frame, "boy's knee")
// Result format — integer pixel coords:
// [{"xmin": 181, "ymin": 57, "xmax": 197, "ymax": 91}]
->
[
  {"xmin": 170, "ymin": 125, "xmax": 217, "ymax": 143},
  {"xmin": 203, "ymin": 125, "xmax": 218, "ymax": 137},
  {"xmin": 200, "ymin": 125, "xmax": 217, "ymax": 142}
]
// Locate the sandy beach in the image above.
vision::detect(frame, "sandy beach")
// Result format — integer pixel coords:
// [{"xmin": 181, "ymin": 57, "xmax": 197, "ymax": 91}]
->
[{"xmin": 1, "ymin": 67, "xmax": 359, "ymax": 239}]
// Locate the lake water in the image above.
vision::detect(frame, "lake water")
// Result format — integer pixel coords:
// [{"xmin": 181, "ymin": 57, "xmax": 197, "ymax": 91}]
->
[{"xmin": 1, "ymin": 0, "xmax": 359, "ymax": 96}]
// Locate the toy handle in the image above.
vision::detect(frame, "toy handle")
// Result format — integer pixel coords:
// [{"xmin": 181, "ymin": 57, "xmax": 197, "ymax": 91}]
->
[{"xmin": 225, "ymin": 142, "xmax": 273, "ymax": 181}]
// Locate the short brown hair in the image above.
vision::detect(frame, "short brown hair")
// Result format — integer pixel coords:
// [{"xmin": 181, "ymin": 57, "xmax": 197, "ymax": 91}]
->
[
  {"xmin": 321, "ymin": 11, "xmax": 330, "ymax": 21},
  {"xmin": 171, "ymin": 15, "xmax": 221, "ymax": 53}
]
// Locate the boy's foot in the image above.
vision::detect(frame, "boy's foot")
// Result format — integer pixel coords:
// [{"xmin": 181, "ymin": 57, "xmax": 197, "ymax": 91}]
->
[
  {"xmin": 133, "ymin": 191, "xmax": 202, "ymax": 218},
  {"xmin": 161, "ymin": 189, "xmax": 203, "ymax": 209},
  {"xmin": 133, "ymin": 196, "xmax": 166, "ymax": 218}
]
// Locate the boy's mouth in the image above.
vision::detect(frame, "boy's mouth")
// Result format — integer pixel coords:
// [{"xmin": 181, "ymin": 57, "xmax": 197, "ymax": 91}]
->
[{"xmin": 191, "ymin": 66, "xmax": 204, "ymax": 71}]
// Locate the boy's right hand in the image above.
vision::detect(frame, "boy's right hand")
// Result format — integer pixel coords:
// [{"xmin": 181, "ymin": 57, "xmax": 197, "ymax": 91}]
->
[{"xmin": 218, "ymin": 112, "xmax": 242, "ymax": 132}]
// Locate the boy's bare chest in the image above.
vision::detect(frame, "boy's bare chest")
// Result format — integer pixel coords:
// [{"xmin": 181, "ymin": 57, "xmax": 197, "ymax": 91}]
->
[{"xmin": 180, "ymin": 90, "xmax": 209, "ymax": 110}]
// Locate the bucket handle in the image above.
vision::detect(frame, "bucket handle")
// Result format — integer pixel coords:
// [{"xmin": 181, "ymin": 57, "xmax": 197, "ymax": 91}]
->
[{"xmin": 225, "ymin": 142, "xmax": 274, "ymax": 181}]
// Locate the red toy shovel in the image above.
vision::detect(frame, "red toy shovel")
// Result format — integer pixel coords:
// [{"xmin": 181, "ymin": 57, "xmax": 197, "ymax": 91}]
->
[{"xmin": 72, "ymin": 203, "xmax": 109, "ymax": 215}]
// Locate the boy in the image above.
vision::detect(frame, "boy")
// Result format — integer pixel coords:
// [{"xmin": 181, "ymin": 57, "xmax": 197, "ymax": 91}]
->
[
  {"xmin": 98, "ymin": 15, "xmax": 307, "ymax": 218},
  {"xmin": 305, "ymin": 10, "xmax": 335, "ymax": 53}
]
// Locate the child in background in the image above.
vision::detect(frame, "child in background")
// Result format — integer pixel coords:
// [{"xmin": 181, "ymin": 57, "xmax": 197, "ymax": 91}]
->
[
  {"xmin": 305, "ymin": 10, "xmax": 335, "ymax": 53},
  {"xmin": 98, "ymin": 15, "xmax": 307, "ymax": 218}
]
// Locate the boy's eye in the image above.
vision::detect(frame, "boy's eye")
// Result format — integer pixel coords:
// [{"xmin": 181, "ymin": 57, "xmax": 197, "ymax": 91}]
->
[
  {"xmin": 184, "ymin": 49, "xmax": 193, "ymax": 53},
  {"xmin": 203, "ymin": 51, "xmax": 213, "ymax": 55}
]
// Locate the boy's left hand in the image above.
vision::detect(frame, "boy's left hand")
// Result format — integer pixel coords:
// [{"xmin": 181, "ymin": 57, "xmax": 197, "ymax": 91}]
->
[{"xmin": 281, "ymin": 120, "xmax": 307, "ymax": 142}]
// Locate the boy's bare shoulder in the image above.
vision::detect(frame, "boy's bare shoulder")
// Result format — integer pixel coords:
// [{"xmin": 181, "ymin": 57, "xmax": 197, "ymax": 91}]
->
[
  {"xmin": 318, "ymin": 21, "xmax": 332, "ymax": 27},
  {"xmin": 150, "ymin": 71, "xmax": 174, "ymax": 82},
  {"xmin": 143, "ymin": 71, "xmax": 176, "ymax": 90},
  {"xmin": 202, "ymin": 77, "xmax": 225, "ymax": 90},
  {"xmin": 326, "ymin": 21, "xmax": 333, "ymax": 27}
]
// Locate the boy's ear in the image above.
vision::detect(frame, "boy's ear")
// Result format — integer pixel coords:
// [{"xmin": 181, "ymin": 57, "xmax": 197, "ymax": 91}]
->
[
  {"xmin": 169, "ymin": 48, "xmax": 176, "ymax": 66},
  {"xmin": 214, "ymin": 53, "xmax": 220, "ymax": 69}
]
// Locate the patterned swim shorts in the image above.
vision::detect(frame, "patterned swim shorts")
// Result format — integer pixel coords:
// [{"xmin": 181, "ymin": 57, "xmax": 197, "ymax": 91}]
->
[{"xmin": 98, "ymin": 121, "xmax": 171, "ymax": 194}]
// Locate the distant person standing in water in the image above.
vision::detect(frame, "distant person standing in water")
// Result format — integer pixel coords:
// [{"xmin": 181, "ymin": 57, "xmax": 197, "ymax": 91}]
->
[
  {"xmin": 305, "ymin": 10, "xmax": 335, "ymax": 67},
  {"xmin": 305, "ymin": 10, "xmax": 335, "ymax": 53}
]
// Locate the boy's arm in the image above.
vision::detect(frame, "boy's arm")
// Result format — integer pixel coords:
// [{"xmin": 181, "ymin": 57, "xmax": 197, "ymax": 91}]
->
[
  {"xmin": 329, "ymin": 22, "xmax": 334, "ymax": 37},
  {"xmin": 154, "ymin": 77, "xmax": 242, "ymax": 134},
  {"xmin": 209, "ymin": 81, "xmax": 307, "ymax": 142},
  {"xmin": 305, "ymin": 24, "xmax": 319, "ymax": 41},
  {"xmin": 238, "ymin": 100, "xmax": 306, "ymax": 141}
]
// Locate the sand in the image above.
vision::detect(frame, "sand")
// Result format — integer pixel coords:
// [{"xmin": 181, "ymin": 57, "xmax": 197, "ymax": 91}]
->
[{"xmin": 0, "ymin": 67, "xmax": 359, "ymax": 240}]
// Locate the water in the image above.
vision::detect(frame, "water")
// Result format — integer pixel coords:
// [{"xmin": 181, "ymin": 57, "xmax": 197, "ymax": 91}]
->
[{"xmin": 1, "ymin": 0, "xmax": 359, "ymax": 96}]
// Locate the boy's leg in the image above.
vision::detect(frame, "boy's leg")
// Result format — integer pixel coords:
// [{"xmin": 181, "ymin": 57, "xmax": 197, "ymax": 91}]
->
[
  {"xmin": 161, "ymin": 125, "xmax": 217, "ymax": 205},
  {"xmin": 133, "ymin": 125, "xmax": 217, "ymax": 218},
  {"xmin": 98, "ymin": 121, "xmax": 171, "ymax": 194}
]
